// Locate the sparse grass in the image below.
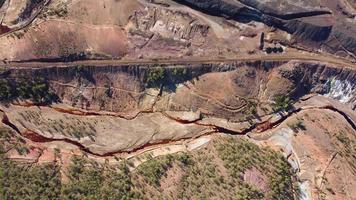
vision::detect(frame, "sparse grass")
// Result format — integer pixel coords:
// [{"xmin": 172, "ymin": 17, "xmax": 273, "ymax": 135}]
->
[
  {"xmin": 17, "ymin": 111, "xmax": 97, "ymax": 139},
  {"xmin": 0, "ymin": 127, "xmax": 28, "ymax": 155},
  {"xmin": 9, "ymin": 30, "xmax": 26, "ymax": 39},
  {"xmin": 287, "ymin": 118, "xmax": 306, "ymax": 133},
  {"xmin": 334, "ymin": 131, "xmax": 355, "ymax": 172},
  {"xmin": 39, "ymin": 1, "xmax": 68, "ymax": 19}
]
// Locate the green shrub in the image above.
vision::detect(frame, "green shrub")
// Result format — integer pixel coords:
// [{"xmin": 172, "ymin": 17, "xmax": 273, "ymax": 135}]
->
[
  {"xmin": 215, "ymin": 138, "xmax": 262, "ymax": 178},
  {"xmin": 172, "ymin": 68, "xmax": 187, "ymax": 76},
  {"xmin": 0, "ymin": 155, "xmax": 62, "ymax": 200},
  {"xmin": 62, "ymin": 156, "xmax": 139, "ymax": 200},
  {"xmin": 273, "ymin": 94, "xmax": 291, "ymax": 111},
  {"xmin": 0, "ymin": 137, "xmax": 298, "ymax": 200},
  {"xmin": 288, "ymin": 119, "xmax": 306, "ymax": 133},
  {"xmin": 215, "ymin": 138, "xmax": 298, "ymax": 199},
  {"xmin": 0, "ymin": 76, "xmax": 58, "ymax": 104},
  {"xmin": 137, "ymin": 154, "xmax": 174, "ymax": 186},
  {"xmin": 176, "ymin": 153, "xmax": 192, "ymax": 166},
  {"xmin": 237, "ymin": 183, "xmax": 264, "ymax": 200},
  {"xmin": 0, "ymin": 79, "xmax": 13, "ymax": 101},
  {"xmin": 147, "ymin": 68, "xmax": 165, "ymax": 86}
]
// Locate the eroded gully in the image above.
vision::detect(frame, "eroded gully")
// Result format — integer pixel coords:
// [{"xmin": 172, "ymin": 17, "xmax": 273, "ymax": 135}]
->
[{"xmin": 0, "ymin": 103, "xmax": 354, "ymax": 157}]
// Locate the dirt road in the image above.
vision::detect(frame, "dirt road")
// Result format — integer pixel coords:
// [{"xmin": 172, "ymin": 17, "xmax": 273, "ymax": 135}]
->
[{"xmin": 1, "ymin": 52, "xmax": 355, "ymax": 70}]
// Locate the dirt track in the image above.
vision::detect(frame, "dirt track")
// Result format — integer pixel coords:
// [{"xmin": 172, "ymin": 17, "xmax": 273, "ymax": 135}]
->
[{"xmin": 1, "ymin": 52, "xmax": 355, "ymax": 70}]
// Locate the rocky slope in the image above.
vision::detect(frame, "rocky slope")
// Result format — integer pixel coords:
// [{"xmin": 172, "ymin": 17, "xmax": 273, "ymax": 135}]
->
[
  {"xmin": 0, "ymin": 0, "xmax": 355, "ymax": 61},
  {"xmin": 251, "ymin": 96, "xmax": 356, "ymax": 200},
  {"xmin": 0, "ymin": 0, "xmax": 48, "ymax": 32},
  {"xmin": 0, "ymin": 60, "xmax": 355, "ymax": 200},
  {"xmin": 0, "ymin": 60, "xmax": 355, "ymax": 154},
  {"xmin": 0, "ymin": 1, "xmax": 355, "ymax": 199},
  {"xmin": 173, "ymin": 0, "xmax": 356, "ymax": 57}
]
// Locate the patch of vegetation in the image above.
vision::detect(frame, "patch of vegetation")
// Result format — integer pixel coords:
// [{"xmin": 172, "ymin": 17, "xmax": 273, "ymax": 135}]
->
[
  {"xmin": 0, "ymin": 151, "xmax": 62, "ymax": 200},
  {"xmin": 0, "ymin": 136, "xmax": 298, "ymax": 200},
  {"xmin": 104, "ymin": 84, "xmax": 113, "ymax": 98},
  {"xmin": 0, "ymin": 152, "xmax": 141, "ymax": 200},
  {"xmin": 215, "ymin": 138, "xmax": 298, "ymax": 199},
  {"xmin": 216, "ymin": 138, "xmax": 265, "ymax": 178},
  {"xmin": 272, "ymin": 94, "xmax": 292, "ymax": 112},
  {"xmin": 137, "ymin": 154, "xmax": 174, "ymax": 186},
  {"xmin": 62, "ymin": 156, "xmax": 141, "ymax": 200},
  {"xmin": 287, "ymin": 118, "xmax": 306, "ymax": 133},
  {"xmin": 236, "ymin": 183, "xmax": 264, "ymax": 200},
  {"xmin": 172, "ymin": 68, "xmax": 188, "ymax": 77},
  {"xmin": 176, "ymin": 152, "xmax": 192, "ymax": 166},
  {"xmin": 0, "ymin": 127, "xmax": 29, "ymax": 155},
  {"xmin": 39, "ymin": 2, "xmax": 68, "ymax": 19},
  {"xmin": 18, "ymin": 111, "xmax": 97, "ymax": 140},
  {"xmin": 335, "ymin": 131, "xmax": 351, "ymax": 146},
  {"xmin": 334, "ymin": 131, "xmax": 355, "ymax": 172},
  {"xmin": 245, "ymin": 101, "xmax": 258, "ymax": 116},
  {"xmin": 17, "ymin": 77, "xmax": 58, "ymax": 103},
  {"xmin": 280, "ymin": 68, "xmax": 304, "ymax": 84},
  {"xmin": 147, "ymin": 67, "xmax": 166, "ymax": 87},
  {"xmin": 134, "ymin": 138, "xmax": 298, "ymax": 200},
  {"xmin": 45, "ymin": 3, "xmax": 68, "ymax": 18},
  {"xmin": 0, "ymin": 79, "xmax": 13, "ymax": 101},
  {"xmin": 0, "ymin": 77, "xmax": 58, "ymax": 104}
]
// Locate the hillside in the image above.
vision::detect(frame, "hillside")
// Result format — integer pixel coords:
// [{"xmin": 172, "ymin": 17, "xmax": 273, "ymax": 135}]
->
[{"xmin": 0, "ymin": 0, "xmax": 355, "ymax": 200}]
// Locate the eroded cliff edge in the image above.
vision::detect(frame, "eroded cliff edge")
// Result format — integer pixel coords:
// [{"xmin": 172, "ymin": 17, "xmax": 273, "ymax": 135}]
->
[{"xmin": 0, "ymin": 60, "xmax": 355, "ymax": 155}]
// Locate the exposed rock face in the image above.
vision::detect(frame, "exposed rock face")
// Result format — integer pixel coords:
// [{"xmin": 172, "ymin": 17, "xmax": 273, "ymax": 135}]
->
[
  {"xmin": 0, "ymin": 1, "xmax": 354, "ymax": 199},
  {"xmin": 173, "ymin": 0, "xmax": 332, "ymax": 39},
  {"xmin": 0, "ymin": 0, "xmax": 354, "ymax": 61},
  {"xmin": 3, "ymin": 61, "xmax": 355, "ymax": 118},
  {"xmin": 253, "ymin": 96, "xmax": 356, "ymax": 200},
  {"xmin": 1, "ymin": 61, "xmax": 355, "ymax": 155},
  {"xmin": 173, "ymin": 0, "xmax": 356, "ymax": 56},
  {"xmin": 0, "ymin": 0, "xmax": 48, "ymax": 32},
  {"xmin": 0, "ymin": 0, "xmax": 5, "ymax": 7},
  {"xmin": 1, "ymin": 105, "xmax": 213, "ymax": 155}
]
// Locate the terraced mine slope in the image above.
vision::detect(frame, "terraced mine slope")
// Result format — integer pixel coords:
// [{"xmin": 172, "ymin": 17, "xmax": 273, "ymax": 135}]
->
[
  {"xmin": 0, "ymin": 0, "xmax": 355, "ymax": 61},
  {"xmin": 0, "ymin": 0, "xmax": 355, "ymax": 200}
]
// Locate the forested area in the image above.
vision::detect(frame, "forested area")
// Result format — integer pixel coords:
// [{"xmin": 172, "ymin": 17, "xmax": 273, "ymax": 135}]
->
[{"xmin": 0, "ymin": 133, "xmax": 298, "ymax": 200}]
